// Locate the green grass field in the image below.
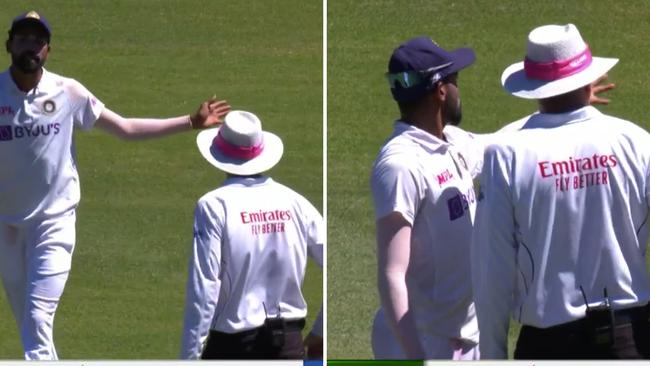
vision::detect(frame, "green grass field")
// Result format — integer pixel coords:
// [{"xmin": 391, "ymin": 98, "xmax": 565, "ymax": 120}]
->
[
  {"xmin": 328, "ymin": 0, "xmax": 650, "ymax": 359},
  {"xmin": 0, "ymin": 0, "xmax": 322, "ymax": 359}
]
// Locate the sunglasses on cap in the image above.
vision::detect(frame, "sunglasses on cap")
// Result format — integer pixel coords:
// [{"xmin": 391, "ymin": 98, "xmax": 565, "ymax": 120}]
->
[{"xmin": 385, "ymin": 62, "xmax": 453, "ymax": 89}]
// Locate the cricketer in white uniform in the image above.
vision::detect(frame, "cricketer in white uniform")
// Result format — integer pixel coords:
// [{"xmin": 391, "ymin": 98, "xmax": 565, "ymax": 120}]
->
[
  {"xmin": 473, "ymin": 24, "xmax": 650, "ymax": 359},
  {"xmin": 371, "ymin": 37, "xmax": 483, "ymax": 360},
  {"xmin": 181, "ymin": 111, "xmax": 323, "ymax": 359},
  {"xmin": 0, "ymin": 11, "xmax": 230, "ymax": 360}
]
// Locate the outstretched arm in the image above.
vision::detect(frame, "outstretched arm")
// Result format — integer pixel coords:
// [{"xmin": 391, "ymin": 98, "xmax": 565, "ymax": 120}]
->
[{"xmin": 95, "ymin": 97, "xmax": 230, "ymax": 140}]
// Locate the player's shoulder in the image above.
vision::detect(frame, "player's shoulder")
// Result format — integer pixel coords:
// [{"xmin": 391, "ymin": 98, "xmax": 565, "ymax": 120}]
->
[
  {"xmin": 196, "ymin": 187, "xmax": 227, "ymax": 208},
  {"xmin": 42, "ymin": 70, "xmax": 93, "ymax": 98},
  {"xmin": 268, "ymin": 179, "xmax": 320, "ymax": 210},
  {"xmin": 601, "ymin": 113, "xmax": 650, "ymax": 136},
  {"xmin": 41, "ymin": 69, "xmax": 74, "ymax": 87},
  {"xmin": 443, "ymin": 124, "xmax": 477, "ymax": 143},
  {"xmin": 372, "ymin": 146, "xmax": 420, "ymax": 182},
  {"xmin": 496, "ymin": 114, "xmax": 534, "ymax": 133},
  {"xmin": 373, "ymin": 133, "xmax": 423, "ymax": 172}
]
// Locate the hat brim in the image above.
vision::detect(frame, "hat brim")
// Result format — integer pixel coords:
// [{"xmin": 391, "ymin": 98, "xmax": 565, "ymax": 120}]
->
[
  {"xmin": 501, "ymin": 57, "xmax": 618, "ymax": 99},
  {"xmin": 196, "ymin": 128, "xmax": 284, "ymax": 176}
]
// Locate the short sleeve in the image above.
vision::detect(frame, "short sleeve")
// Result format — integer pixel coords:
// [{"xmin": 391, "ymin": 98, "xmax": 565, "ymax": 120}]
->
[
  {"xmin": 370, "ymin": 157, "xmax": 421, "ymax": 225},
  {"xmin": 66, "ymin": 79, "xmax": 105, "ymax": 130}
]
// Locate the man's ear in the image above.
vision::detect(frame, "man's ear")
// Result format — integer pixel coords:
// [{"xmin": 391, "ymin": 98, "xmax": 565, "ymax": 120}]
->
[
  {"xmin": 5, "ymin": 39, "xmax": 10, "ymax": 54},
  {"xmin": 435, "ymin": 82, "xmax": 447, "ymax": 102}
]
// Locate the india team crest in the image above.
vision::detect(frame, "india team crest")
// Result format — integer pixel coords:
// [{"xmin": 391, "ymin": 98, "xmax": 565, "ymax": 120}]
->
[
  {"xmin": 457, "ymin": 152, "xmax": 468, "ymax": 170},
  {"xmin": 43, "ymin": 100, "xmax": 56, "ymax": 114}
]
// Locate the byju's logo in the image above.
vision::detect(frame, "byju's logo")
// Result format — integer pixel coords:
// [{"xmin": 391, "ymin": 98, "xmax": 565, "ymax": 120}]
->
[
  {"xmin": 447, "ymin": 189, "xmax": 476, "ymax": 221},
  {"xmin": 0, "ymin": 124, "xmax": 61, "ymax": 142},
  {"xmin": 0, "ymin": 125, "xmax": 12, "ymax": 141},
  {"xmin": 447, "ymin": 195, "xmax": 465, "ymax": 220}
]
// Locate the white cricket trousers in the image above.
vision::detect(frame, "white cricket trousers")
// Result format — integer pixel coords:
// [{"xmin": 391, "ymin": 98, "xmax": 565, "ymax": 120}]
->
[
  {"xmin": 371, "ymin": 307, "xmax": 480, "ymax": 360},
  {"xmin": 0, "ymin": 211, "xmax": 75, "ymax": 360}
]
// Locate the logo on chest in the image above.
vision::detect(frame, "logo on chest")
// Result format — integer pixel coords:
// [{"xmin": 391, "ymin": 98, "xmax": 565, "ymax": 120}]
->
[
  {"xmin": 0, "ymin": 125, "xmax": 12, "ymax": 141},
  {"xmin": 446, "ymin": 188, "xmax": 476, "ymax": 221},
  {"xmin": 0, "ymin": 106, "xmax": 15, "ymax": 116},
  {"xmin": 0, "ymin": 123, "xmax": 61, "ymax": 141},
  {"xmin": 436, "ymin": 169, "xmax": 454, "ymax": 186},
  {"xmin": 43, "ymin": 100, "xmax": 57, "ymax": 114}
]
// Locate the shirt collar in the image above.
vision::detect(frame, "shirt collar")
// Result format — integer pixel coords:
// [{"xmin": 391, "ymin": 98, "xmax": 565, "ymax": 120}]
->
[
  {"xmin": 522, "ymin": 106, "xmax": 602, "ymax": 129},
  {"xmin": 222, "ymin": 175, "xmax": 273, "ymax": 187},
  {"xmin": 1, "ymin": 67, "xmax": 50, "ymax": 96},
  {"xmin": 393, "ymin": 120, "xmax": 450, "ymax": 153}
]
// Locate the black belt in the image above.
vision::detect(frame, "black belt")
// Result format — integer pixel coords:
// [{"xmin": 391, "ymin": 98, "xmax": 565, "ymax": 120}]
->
[
  {"xmin": 524, "ymin": 304, "xmax": 649, "ymax": 335},
  {"xmin": 210, "ymin": 318, "xmax": 306, "ymax": 339}
]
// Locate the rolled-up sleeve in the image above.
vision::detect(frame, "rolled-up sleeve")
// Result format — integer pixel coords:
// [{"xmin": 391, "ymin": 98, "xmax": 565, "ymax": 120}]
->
[{"xmin": 180, "ymin": 200, "xmax": 223, "ymax": 359}]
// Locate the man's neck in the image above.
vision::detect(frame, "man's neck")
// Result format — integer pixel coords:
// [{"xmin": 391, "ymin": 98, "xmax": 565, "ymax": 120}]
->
[
  {"xmin": 538, "ymin": 88, "xmax": 590, "ymax": 114},
  {"xmin": 401, "ymin": 109, "xmax": 444, "ymax": 139},
  {"xmin": 539, "ymin": 101, "xmax": 589, "ymax": 114},
  {"xmin": 9, "ymin": 66, "xmax": 43, "ymax": 92}
]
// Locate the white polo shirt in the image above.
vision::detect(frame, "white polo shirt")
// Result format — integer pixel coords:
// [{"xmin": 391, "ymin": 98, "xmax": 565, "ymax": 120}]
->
[
  {"xmin": 180, "ymin": 176, "xmax": 324, "ymax": 359},
  {"xmin": 371, "ymin": 121, "xmax": 481, "ymax": 347},
  {"xmin": 0, "ymin": 68, "xmax": 104, "ymax": 223},
  {"xmin": 473, "ymin": 106, "xmax": 650, "ymax": 358}
]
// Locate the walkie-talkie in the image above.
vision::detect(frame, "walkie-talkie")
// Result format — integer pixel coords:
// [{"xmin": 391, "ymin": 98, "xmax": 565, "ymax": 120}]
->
[
  {"xmin": 581, "ymin": 286, "xmax": 615, "ymax": 346},
  {"xmin": 262, "ymin": 303, "xmax": 286, "ymax": 349}
]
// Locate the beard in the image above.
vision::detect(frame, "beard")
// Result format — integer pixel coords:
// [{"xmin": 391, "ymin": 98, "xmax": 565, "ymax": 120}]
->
[
  {"xmin": 444, "ymin": 97, "xmax": 463, "ymax": 126},
  {"xmin": 12, "ymin": 51, "xmax": 45, "ymax": 74}
]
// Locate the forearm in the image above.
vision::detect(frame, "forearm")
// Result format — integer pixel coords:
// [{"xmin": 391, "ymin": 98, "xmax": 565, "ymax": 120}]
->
[
  {"xmin": 119, "ymin": 115, "xmax": 191, "ymax": 139},
  {"xmin": 96, "ymin": 108, "xmax": 192, "ymax": 140},
  {"xmin": 108, "ymin": 116, "xmax": 191, "ymax": 140},
  {"xmin": 378, "ymin": 270, "xmax": 425, "ymax": 359},
  {"xmin": 180, "ymin": 228, "xmax": 221, "ymax": 359},
  {"xmin": 180, "ymin": 300, "xmax": 212, "ymax": 359}
]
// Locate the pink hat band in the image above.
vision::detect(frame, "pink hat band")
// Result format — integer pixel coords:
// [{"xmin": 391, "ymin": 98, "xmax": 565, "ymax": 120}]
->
[
  {"xmin": 213, "ymin": 131, "xmax": 265, "ymax": 160},
  {"xmin": 524, "ymin": 46, "xmax": 592, "ymax": 81}
]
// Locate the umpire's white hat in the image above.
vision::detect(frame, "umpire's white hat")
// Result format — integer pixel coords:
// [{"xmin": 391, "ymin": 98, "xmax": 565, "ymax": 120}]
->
[
  {"xmin": 502, "ymin": 24, "xmax": 618, "ymax": 99},
  {"xmin": 196, "ymin": 111, "xmax": 283, "ymax": 176}
]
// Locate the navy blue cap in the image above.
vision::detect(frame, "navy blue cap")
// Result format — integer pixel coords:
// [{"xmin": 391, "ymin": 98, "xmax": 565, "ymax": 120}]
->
[
  {"xmin": 387, "ymin": 36, "xmax": 475, "ymax": 102},
  {"xmin": 10, "ymin": 11, "xmax": 51, "ymax": 39}
]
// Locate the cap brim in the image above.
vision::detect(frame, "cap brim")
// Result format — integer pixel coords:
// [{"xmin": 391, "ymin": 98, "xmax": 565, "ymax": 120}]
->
[
  {"xmin": 501, "ymin": 57, "xmax": 618, "ymax": 99},
  {"xmin": 196, "ymin": 128, "xmax": 284, "ymax": 176},
  {"xmin": 447, "ymin": 47, "xmax": 476, "ymax": 74}
]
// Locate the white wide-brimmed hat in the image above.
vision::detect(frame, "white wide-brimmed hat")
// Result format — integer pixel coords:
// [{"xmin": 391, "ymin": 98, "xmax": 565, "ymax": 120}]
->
[
  {"xmin": 502, "ymin": 24, "xmax": 619, "ymax": 99},
  {"xmin": 196, "ymin": 110, "xmax": 283, "ymax": 176}
]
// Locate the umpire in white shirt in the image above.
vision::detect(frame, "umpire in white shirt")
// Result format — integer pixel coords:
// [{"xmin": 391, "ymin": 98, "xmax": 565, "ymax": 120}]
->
[
  {"xmin": 180, "ymin": 111, "xmax": 324, "ymax": 359},
  {"xmin": 473, "ymin": 24, "xmax": 650, "ymax": 359}
]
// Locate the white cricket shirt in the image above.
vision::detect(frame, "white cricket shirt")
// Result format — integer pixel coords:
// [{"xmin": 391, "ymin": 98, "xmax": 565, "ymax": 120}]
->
[
  {"xmin": 0, "ymin": 68, "xmax": 104, "ymax": 223},
  {"xmin": 180, "ymin": 176, "xmax": 324, "ymax": 359},
  {"xmin": 473, "ymin": 106, "xmax": 650, "ymax": 358},
  {"xmin": 371, "ymin": 121, "xmax": 482, "ymax": 348}
]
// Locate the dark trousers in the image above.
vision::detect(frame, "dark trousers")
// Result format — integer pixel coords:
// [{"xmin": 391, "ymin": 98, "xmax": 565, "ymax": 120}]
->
[
  {"xmin": 201, "ymin": 319, "xmax": 305, "ymax": 359},
  {"xmin": 514, "ymin": 305, "xmax": 650, "ymax": 359}
]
